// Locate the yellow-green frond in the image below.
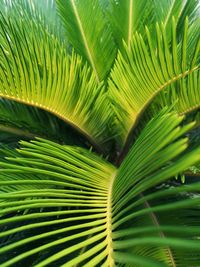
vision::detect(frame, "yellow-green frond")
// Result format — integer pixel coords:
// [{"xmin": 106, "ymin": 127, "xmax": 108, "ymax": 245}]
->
[
  {"xmin": 0, "ymin": 111, "xmax": 200, "ymax": 266},
  {"xmin": 0, "ymin": 5, "xmax": 113, "ymax": 150},
  {"xmin": 56, "ymin": 0, "xmax": 117, "ymax": 82},
  {"xmin": 109, "ymin": 18, "xmax": 200, "ymax": 146}
]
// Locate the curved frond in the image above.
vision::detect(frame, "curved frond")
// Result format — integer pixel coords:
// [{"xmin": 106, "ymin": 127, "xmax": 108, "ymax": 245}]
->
[
  {"xmin": 109, "ymin": 18, "xmax": 200, "ymax": 146},
  {"xmin": 144, "ymin": 18, "xmax": 200, "ymax": 121},
  {"xmin": 155, "ymin": 70, "xmax": 200, "ymax": 116},
  {"xmin": 0, "ymin": 138, "xmax": 116, "ymax": 266},
  {"xmin": 0, "ymin": 99, "xmax": 59, "ymax": 139},
  {"xmin": 56, "ymin": 0, "xmax": 117, "ymax": 81},
  {"xmin": 111, "ymin": 110, "xmax": 200, "ymax": 266},
  {"xmin": 0, "ymin": 4, "xmax": 112, "ymax": 150},
  {"xmin": 0, "ymin": 99, "xmax": 84, "ymax": 145},
  {"xmin": 0, "ymin": 110, "xmax": 200, "ymax": 266}
]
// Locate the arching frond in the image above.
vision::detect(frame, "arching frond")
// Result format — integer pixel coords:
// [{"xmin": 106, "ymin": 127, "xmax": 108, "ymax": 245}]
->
[
  {"xmin": 0, "ymin": 99, "xmax": 88, "ymax": 146},
  {"xmin": 130, "ymin": 68, "xmax": 200, "ymax": 144},
  {"xmin": 155, "ymin": 70, "xmax": 200, "ymax": 116},
  {"xmin": 0, "ymin": 4, "xmax": 112, "ymax": 151},
  {"xmin": 145, "ymin": 18, "xmax": 200, "ymax": 119},
  {"xmin": 56, "ymin": 0, "xmax": 117, "ymax": 81},
  {"xmin": 109, "ymin": 18, "xmax": 200, "ymax": 146},
  {"xmin": 0, "ymin": 138, "xmax": 115, "ymax": 266},
  {"xmin": 0, "ymin": 110, "xmax": 200, "ymax": 266}
]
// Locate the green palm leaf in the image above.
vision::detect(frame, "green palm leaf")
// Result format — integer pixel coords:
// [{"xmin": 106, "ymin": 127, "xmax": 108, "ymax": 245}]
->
[
  {"xmin": 105, "ymin": 0, "xmax": 199, "ymax": 52},
  {"xmin": 0, "ymin": 99, "xmax": 83, "ymax": 145},
  {"xmin": 56, "ymin": 0, "xmax": 117, "ymax": 81},
  {"xmin": 144, "ymin": 18, "xmax": 200, "ymax": 119},
  {"xmin": 0, "ymin": 110, "xmax": 200, "ymax": 266},
  {"xmin": 0, "ymin": 2, "xmax": 112, "ymax": 151},
  {"xmin": 0, "ymin": 0, "xmax": 65, "ymax": 42},
  {"xmin": 107, "ymin": 0, "xmax": 153, "ymax": 51},
  {"xmin": 0, "ymin": 1, "xmax": 200, "ymax": 266},
  {"xmin": 153, "ymin": 0, "xmax": 200, "ymax": 38},
  {"xmin": 155, "ymin": 70, "xmax": 200, "ymax": 116},
  {"xmin": 109, "ymin": 18, "xmax": 200, "ymax": 146}
]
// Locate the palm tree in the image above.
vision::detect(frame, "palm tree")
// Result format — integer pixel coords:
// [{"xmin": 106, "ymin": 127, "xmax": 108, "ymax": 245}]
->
[{"xmin": 0, "ymin": 0, "xmax": 200, "ymax": 266}]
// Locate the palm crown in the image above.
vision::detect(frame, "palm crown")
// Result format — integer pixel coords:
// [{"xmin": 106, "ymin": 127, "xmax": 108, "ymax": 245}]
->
[{"xmin": 0, "ymin": 0, "xmax": 200, "ymax": 266}]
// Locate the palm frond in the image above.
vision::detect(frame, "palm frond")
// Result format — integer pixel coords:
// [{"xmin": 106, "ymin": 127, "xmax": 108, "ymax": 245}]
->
[
  {"xmin": 107, "ymin": 0, "xmax": 154, "ymax": 51},
  {"xmin": 109, "ymin": 18, "xmax": 200, "ymax": 146},
  {"xmin": 146, "ymin": 18, "xmax": 200, "ymax": 118},
  {"xmin": 1, "ymin": 0, "xmax": 65, "ymax": 43},
  {"xmin": 109, "ymin": 110, "xmax": 200, "ymax": 266},
  {"xmin": 0, "ymin": 138, "xmax": 115, "ymax": 266},
  {"xmin": 0, "ymin": 3, "xmax": 112, "ymax": 151},
  {"xmin": 157, "ymin": 70, "xmax": 200, "ymax": 116},
  {"xmin": 0, "ymin": 132, "xmax": 24, "ymax": 150},
  {"xmin": 0, "ymin": 110, "xmax": 200, "ymax": 266},
  {"xmin": 134, "ymin": 186, "xmax": 200, "ymax": 267},
  {"xmin": 0, "ymin": 99, "xmax": 91, "ymax": 148},
  {"xmin": 153, "ymin": 0, "xmax": 200, "ymax": 38},
  {"xmin": 56, "ymin": 0, "xmax": 117, "ymax": 81}
]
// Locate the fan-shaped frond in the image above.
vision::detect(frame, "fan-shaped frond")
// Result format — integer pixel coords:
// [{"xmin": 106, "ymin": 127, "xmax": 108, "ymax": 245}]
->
[
  {"xmin": 0, "ymin": 4, "xmax": 112, "ymax": 151},
  {"xmin": 0, "ymin": 0, "xmax": 65, "ymax": 43},
  {"xmin": 109, "ymin": 110, "xmax": 200, "ymax": 266},
  {"xmin": 56, "ymin": 0, "xmax": 117, "ymax": 82},
  {"xmin": 109, "ymin": 18, "xmax": 200, "ymax": 146},
  {"xmin": 0, "ymin": 138, "xmax": 115, "ymax": 266},
  {"xmin": 0, "ymin": 110, "xmax": 200, "ymax": 266}
]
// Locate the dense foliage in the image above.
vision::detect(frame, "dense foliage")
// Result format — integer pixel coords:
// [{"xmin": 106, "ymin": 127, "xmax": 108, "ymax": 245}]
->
[{"xmin": 0, "ymin": 0, "xmax": 200, "ymax": 266}]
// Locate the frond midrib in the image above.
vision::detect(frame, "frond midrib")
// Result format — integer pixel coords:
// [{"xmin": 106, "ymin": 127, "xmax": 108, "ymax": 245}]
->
[
  {"xmin": 70, "ymin": 0, "xmax": 100, "ymax": 83},
  {"xmin": 127, "ymin": 0, "xmax": 133, "ymax": 50},
  {"xmin": 163, "ymin": 0, "xmax": 176, "ymax": 28},
  {"xmin": 106, "ymin": 171, "xmax": 116, "ymax": 266},
  {"xmin": 0, "ymin": 94, "xmax": 103, "ymax": 153},
  {"xmin": 142, "ymin": 194, "xmax": 176, "ymax": 267},
  {"xmin": 123, "ymin": 65, "xmax": 199, "ymax": 145},
  {"xmin": 180, "ymin": 103, "xmax": 200, "ymax": 115}
]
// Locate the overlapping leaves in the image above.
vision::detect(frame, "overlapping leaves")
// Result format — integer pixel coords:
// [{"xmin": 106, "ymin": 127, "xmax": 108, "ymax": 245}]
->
[
  {"xmin": 107, "ymin": 0, "xmax": 154, "ymax": 51},
  {"xmin": 0, "ymin": 99, "xmax": 77, "ymax": 144},
  {"xmin": 0, "ymin": 1, "xmax": 200, "ymax": 266},
  {"xmin": 0, "ymin": 111, "xmax": 200, "ymax": 266},
  {"xmin": 0, "ymin": 1, "xmax": 113, "ymax": 150},
  {"xmin": 109, "ymin": 17, "xmax": 200, "ymax": 146},
  {"xmin": 56, "ymin": 0, "xmax": 117, "ymax": 81}
]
